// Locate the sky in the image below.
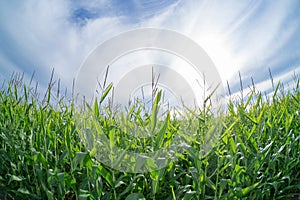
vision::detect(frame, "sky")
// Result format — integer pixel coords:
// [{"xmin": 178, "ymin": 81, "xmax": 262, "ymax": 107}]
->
[{"xmin": 0, "ymin": 0, "xmax": 300, "ymax": 105}]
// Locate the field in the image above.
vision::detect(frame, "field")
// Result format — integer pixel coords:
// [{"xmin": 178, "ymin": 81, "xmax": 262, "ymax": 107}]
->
[{"xmin": 0, "ymin": 72, "xmax": 299, "ymax": 200}]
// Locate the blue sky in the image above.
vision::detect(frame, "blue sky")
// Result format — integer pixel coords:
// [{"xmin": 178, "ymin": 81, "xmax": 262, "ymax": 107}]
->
[{"xmin": 0, "ymin": 0, "xmax": 300, "ymax": 100}]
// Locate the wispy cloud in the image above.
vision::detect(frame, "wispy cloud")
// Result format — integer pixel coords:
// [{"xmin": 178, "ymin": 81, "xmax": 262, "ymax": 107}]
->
[{"xmin": 0, "ymin": 0, "xmax": 299, "ymax": 100}]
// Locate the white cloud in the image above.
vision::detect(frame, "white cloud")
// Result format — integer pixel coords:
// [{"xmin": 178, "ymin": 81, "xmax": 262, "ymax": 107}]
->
[
  {"xmin": 0, "ymin": 0, "xmax": 299, "ymax": 103},
  {"xmin": 0, "ymin": 1, "xmax": 127, "ymax": 89},
  {"xmin": 229, "ymin": 1, "xmax": 298, "ymax": 78}
]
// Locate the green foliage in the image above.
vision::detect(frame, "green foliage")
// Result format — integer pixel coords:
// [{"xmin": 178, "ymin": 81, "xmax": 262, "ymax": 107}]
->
[{"xmin": 0, "ymin": 74, "xmax": 299, "ymax": 199}]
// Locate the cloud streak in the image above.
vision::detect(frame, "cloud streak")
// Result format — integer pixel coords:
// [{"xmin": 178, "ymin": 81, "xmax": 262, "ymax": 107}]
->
[{"xmin": 0, "ymin": 0, "xmax": 299, "ymax": 99}]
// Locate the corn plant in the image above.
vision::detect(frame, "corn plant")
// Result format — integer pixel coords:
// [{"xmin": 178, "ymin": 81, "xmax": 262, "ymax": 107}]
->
[{"xmin": 0, "ymin": 72, "xmax": 299, "ymax": 199}]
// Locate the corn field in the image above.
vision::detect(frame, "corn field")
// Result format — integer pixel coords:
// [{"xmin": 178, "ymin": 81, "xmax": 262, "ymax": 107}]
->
[{"xmin": 0, "ymin": 73, "xmax": 299, "ymax": 199}]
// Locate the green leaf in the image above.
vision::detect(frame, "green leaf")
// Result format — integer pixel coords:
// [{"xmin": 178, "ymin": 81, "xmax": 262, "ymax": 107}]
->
[
  {"xmin": 229, "ymin": 137, "xmax": 237, "ymax": 153},
  {"xmin": 100, "ymin": 83, "xmax": 113, "ymax": 104},
  {"xmin": 9, "ymin": 175, "xmax": 23, "ymax": 184},
  {"xmin": 146, "ymin": 158, "xmax": 158, "ymax": 172},
  {"xmin": 64, "ymin": 128, "xmax": 72, "ymax": 156},
  {"xmin": 17, "ymin": 188, "xmax": 30, "ymax": 195},
  {"xmin": 125, "ymin": 193, "xmax": 145, "ymax": 200},
  {"xmin": 38, "ymin": 153, "xmax": 48, "ymax": 167},
  {"xmin": 93, "ymin": 98, "xmax": 99, "ymax": 117},
  {"xmin": 241, "ymin": 182, "xmax": 260, "ymax": 196},
  {"xmin": 79, "ymin": 189, "xmax": 90, "ymax": 200},
  {"xmin": 98, "ymin": 165, "xmax": 113, "ymax": 187},
  {"xmin": 154, "ymin": 112, "xmax": 169, "ymax": 150},
  {"xmin": 150, "ymin": 90, "xmax": 162, "ymax": 133},
  {"xmin": 182, "ymin": 190, "xmax": 196, "ymax": 200},
  {"xmin": 73, "ymin": 152, "xmax": 88, "ymax": 168},
  {"xmin": 134, "ymin": 155, "xmax": 147, "ymax": 172}
]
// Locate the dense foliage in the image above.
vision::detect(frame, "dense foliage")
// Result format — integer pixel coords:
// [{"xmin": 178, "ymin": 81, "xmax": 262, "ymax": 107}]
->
[{"xmin": 0, "ymin": 74, "xmax": 299, "ymax": 199}]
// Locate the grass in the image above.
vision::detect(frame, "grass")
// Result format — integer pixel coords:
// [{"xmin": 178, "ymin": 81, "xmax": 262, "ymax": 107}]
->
[{"xmin": 0, "ymin": 72, "xmax": 299, "ymax": 199}]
